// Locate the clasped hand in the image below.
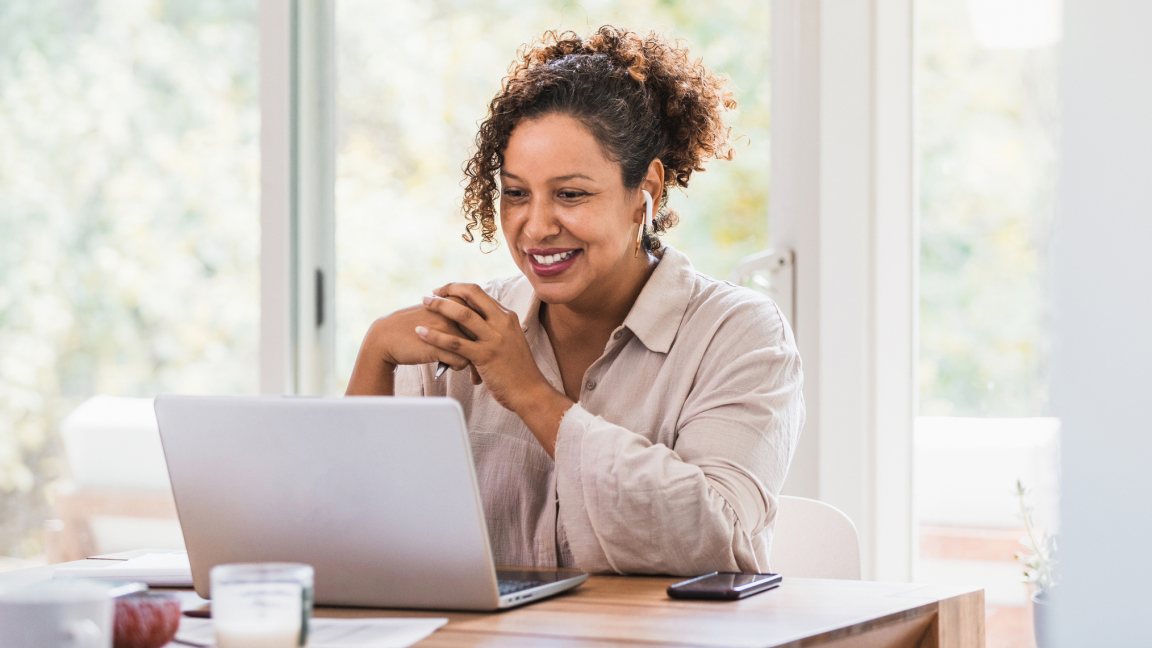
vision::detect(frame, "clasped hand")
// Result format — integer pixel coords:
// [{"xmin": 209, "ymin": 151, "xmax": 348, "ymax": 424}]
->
[
  {"xmin": 347, "ymin": 283, "xmax": 573, "ymax": 454},
  {"xmin": 412, "ymin": 283, "xmax": 552, "ymax": 416}
]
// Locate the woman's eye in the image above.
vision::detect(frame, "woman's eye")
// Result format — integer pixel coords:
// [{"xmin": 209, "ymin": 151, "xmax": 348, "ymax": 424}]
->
[
  {"xmin": 557, "ymin": 190, "xmax": 589, "ymax": 200},
  {"xmin": 502, "ymin": 188, "xmax": 527, "ymax": 199}
]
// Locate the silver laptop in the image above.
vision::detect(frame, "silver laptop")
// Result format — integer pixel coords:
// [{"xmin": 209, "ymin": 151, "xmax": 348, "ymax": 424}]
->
[{"xmin": 154, "ymin": 395, "xmax": 587, "ymax": 610}]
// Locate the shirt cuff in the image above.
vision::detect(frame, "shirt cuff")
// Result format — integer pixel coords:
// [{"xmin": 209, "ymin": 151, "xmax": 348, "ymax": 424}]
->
[
  {"xmin": 555, "ymin": 403, "xmax": 596, "ymax": 459},
  {"xmin": 553, "ymin": 403, "xmax": 615, "ymax": 571}
]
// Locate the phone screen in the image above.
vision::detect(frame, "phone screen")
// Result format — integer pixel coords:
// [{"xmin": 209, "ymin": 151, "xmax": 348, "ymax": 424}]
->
[{"xmin": 667, "ymin": 571, "xmax": 782, "ymax": 600}]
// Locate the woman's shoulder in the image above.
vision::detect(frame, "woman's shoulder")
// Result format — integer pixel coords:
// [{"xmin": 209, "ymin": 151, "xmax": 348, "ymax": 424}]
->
[
  {"xmin": 681, "ymin": 268, "xmax": 795, "ymax": 349},
  {"xmin": 644, "ymin": 247, "xmax": 794, "ymax": 350}
]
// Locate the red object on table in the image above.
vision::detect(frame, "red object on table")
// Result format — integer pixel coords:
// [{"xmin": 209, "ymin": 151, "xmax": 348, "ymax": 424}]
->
[{"xmin": 113, "ymin": 592, "xmax": 181, "ymax": 648}]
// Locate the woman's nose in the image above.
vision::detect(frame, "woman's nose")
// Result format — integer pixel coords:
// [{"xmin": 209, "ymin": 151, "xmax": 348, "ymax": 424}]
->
[{"xmin": 522, "ymin": 197, "xmax": 560, "ymax": 241}]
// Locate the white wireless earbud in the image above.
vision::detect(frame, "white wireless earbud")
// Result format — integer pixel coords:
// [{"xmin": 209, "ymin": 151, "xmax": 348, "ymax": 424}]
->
[
  {"xmin": 635, "ymin": 189, "xmax": 654, "ymax": 258},
  {"xmin": 641, "ymin": 189, "xmax": 653, "ymax": 232}
]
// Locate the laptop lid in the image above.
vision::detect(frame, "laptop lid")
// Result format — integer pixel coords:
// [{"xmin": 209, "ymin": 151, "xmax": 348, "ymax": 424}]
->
[{"xmin": 154, "ymin": 395, "xmax": 581, "ymax": 610}]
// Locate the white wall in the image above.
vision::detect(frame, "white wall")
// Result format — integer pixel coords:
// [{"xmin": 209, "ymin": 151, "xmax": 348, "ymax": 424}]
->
[{"xmin": 1051, "ymin": 1, "xmax": 1152, "ymax": 644}]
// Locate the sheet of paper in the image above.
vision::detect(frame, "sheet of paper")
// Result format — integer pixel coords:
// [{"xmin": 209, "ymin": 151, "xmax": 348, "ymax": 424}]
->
[
  {"xmin": 89, "ymin": 548, "xmax": 187, "ymax": 560},
  {"xmin": 172, "ymin": 616, "xmax": 448, "ymax": 648},
  {"xmin": 53, "ymin": 552, "xmax": 193, "ymax": 586}
]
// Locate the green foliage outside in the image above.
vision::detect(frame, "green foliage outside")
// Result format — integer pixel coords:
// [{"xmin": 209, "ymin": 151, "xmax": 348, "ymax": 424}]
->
[
  {"xmin": 917, "ymin": 1, "xmax": 1057, "ymax": 417},
  {"xmin": 0, "ymin": 1, "xmax": 259, "ymax": 560}
]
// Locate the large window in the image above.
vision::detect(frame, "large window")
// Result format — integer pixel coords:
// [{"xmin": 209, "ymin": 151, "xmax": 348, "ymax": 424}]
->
[
  {"xmin": 333, "ymin": 0, "xmax": 772, "ymax": 389},
  {"xmin": 0, "ymin": 1, "xmax": 258, "ymax": 566},
  {"xmin": 915, "ymin": 1, "xmax": 1059, "ymax": 645}
]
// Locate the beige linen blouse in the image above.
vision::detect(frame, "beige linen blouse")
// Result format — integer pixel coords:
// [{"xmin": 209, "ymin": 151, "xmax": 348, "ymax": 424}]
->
[{"xmin": 394, "ymin": 246, "xmax": 804, "ymax": 576}]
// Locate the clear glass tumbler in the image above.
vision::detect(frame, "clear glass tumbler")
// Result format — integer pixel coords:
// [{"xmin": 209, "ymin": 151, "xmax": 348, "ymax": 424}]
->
[{"xmin": 210, "ymin": 563, "xmax": 314, "ymax": 648}]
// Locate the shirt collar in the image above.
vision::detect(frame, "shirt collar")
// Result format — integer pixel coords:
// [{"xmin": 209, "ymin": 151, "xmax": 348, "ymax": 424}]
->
[
  {"xmin": 506, "ymin": 278, "xmax": 540, "ymax": 332},
  {"xmin": 509, "ymin": 245, "xmax": 696, "ymax": 354},
  {"xmin": 621, "ymin": 246, "xmax": 695, "ymax": 353}
]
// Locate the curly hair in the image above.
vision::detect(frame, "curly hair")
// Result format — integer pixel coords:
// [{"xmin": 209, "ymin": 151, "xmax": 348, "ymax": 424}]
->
[{"xmin": 462, "ymin": 26, "xmax": 736, "ymax": 252}]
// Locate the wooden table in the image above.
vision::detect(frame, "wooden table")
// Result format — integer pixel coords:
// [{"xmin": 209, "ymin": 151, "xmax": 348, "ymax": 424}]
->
[
  {"xmin": 316, "ymin": 575, "xmax": 984, "ymax": 647},
  {"xmin": 2, "ymin": 565, "xmax": 984, "ymax": 647}
]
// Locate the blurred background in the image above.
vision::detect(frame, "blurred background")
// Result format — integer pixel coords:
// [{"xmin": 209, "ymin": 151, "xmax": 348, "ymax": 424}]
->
[{"xmin": 0, "ymin": 1, "xmax": 1059, "ymax": 645}]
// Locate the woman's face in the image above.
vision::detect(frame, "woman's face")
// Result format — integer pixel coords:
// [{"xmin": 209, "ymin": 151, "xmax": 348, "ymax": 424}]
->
[{"xmin": 499, "ymin": 113, "xmax": 648, "ymax": 311}]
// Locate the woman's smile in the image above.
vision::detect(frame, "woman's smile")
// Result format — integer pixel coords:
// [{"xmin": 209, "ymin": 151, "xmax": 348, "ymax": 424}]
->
[{"xmin": 526, "ymin": 248, "xmax": 582, "ymax": 276}]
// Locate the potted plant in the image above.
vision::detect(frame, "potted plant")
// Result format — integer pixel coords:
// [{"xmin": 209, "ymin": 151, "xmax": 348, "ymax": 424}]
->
[{"xmin": 1014, "ymin": 479, "xmax": 1057, "ymax": 647}]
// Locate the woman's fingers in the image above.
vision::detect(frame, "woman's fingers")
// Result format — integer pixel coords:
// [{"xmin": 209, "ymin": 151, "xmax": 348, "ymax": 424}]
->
[
  {"xmin": 415, "ymin": 324, "xmax": 476, "ymax": 358},
  {"xmin": 423, "ymin": 284, "xmax": 545, "ymax": 411},
  {"xmin": 431, "ymin": 283, "xmax": 524, "ymax": 335},
  {"xmin": 422, "ymin": 294, "xmax": 486, "ymax": 340},
  {"xmin": 354, "ymin": 304, "xmax": 475, "ymax": 376},
  {"xmin": 432, "ymin": 283, "xmax": 503, "ymax": 319},
  {"xmin": 437, "ymin": 350, "xmax": 472, "ymax": 371}
]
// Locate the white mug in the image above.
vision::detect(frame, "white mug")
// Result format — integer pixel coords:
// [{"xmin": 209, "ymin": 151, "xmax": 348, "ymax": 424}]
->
[{"xmin": 0, "ymin": 579, "xmax": 113, "ymax": 648}]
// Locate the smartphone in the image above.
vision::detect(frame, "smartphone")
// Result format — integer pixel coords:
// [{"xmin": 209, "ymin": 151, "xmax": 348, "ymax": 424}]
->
[{"xmin": 666, "ymin": 571, "xmax": 782, "ymax": 600}]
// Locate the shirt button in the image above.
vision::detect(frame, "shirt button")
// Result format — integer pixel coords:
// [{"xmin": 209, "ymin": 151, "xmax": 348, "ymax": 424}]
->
[
  {"xmin": 612, "ymin": 331, "xmax": 623, "ymax": 340},
  {"xmin": 585, "ymin": 380, "xmax": 597, "ymax": 391}
]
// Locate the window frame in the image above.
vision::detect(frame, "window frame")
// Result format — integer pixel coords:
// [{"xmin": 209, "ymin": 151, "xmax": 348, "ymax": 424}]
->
[
  {"xmin": 259, "ymin": 0, "xmax": 336, "ymax": 395},
  {"xmin": 770, "ymin": 0, "xmax": 915, "ymax": 580}
]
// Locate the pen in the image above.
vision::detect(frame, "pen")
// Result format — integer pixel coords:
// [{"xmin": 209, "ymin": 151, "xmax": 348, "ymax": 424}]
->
[{"xmin": 431, "ymin": 295, "xmax": 476, "ymax": 380}]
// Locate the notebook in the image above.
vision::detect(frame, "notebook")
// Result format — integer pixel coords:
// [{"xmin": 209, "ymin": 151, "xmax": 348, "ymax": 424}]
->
[
  {"xmin": 54, "ymin": 551, "xmax": 191, "ymax": 586},
  {"xmin": 153, "ymin": 395, "xmax": 587, "ymax": 610}
]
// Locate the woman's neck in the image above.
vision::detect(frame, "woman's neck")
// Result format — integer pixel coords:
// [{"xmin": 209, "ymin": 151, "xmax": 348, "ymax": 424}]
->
[{"xmin": 543, "ymin": 252, "xmax": 658, "ymax": 345}]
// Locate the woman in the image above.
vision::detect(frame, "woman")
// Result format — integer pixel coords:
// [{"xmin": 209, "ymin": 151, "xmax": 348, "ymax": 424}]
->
[{"xmin": 347, "ymin": 26, "xmax": 803, "ymax": 576}]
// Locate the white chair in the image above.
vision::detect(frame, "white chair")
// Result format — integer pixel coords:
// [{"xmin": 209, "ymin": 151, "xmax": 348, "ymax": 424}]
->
[
  {"xmin": 770, "ymin": 495, "xmax": 861, "ymax": 579},
  {"xmin": 47, "ymin": 396, "xmax": 183, "ymax": 561}
]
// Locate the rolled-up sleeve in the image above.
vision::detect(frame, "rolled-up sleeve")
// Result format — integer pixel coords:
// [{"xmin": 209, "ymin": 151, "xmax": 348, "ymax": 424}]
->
[{"xmin": 554, "ymin": 299, "xmax": 804, "ymax": 575}]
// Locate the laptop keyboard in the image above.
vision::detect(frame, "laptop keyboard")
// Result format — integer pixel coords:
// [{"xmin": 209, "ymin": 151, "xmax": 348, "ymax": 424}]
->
[{"xmin": 499, "ymin": 579, "xmax": 548, "ymax": 596}]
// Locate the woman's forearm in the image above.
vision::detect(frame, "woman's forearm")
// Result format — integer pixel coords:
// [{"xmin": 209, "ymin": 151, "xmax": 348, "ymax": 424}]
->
[{"xmin": 510, "ymin": 383, "xmax": 575, "ymax": 457}]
